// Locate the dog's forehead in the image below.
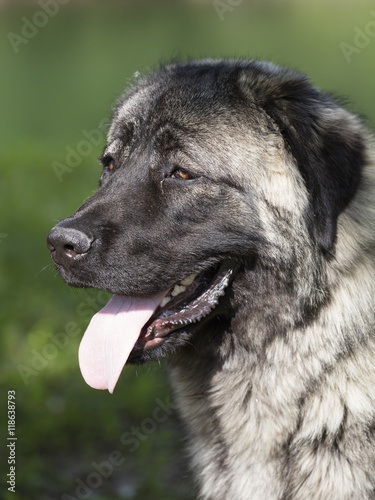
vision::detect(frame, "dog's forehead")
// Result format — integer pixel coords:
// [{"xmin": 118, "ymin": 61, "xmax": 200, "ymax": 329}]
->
[
  {"xmin": 108, "ymin": 66, "xmax": 246, "ymax": 143},
  {"xmin": 112, "ymin": 87, "xmax": 207, "ymax": 132},
  {"xmin": 106, "ymin": 88, "xmax": 194, "ymax": 156}
]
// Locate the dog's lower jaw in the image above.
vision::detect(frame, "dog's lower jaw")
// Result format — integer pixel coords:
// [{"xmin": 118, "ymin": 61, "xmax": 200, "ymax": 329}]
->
[{"xmin": 127, "ymin": 302, "xmax": 231, "ymax": 365}]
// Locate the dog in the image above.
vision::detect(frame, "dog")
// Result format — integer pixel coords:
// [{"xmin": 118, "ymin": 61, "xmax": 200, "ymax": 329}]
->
[{"xmin": 47, "ymin": 59, "xmax": 375, "ymax": 499}]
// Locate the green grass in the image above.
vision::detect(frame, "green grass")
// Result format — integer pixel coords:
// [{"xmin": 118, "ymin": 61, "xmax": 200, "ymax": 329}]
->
[{"xmin": 1, "ymin": 1, "xmax": 375, "ymax": 498}]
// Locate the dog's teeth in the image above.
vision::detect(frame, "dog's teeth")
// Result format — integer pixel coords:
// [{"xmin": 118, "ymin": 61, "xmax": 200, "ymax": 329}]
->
[
  {"xmin": 180, "ymin": 273, "xmax": 197, "ymax": 286},
  {"xmin": 160, "ymin": 296, "xmax": 172, "ymax": 307},
  {"xmin": 171, "ymin": 284, "xmax": 186, "ymax": 297}
]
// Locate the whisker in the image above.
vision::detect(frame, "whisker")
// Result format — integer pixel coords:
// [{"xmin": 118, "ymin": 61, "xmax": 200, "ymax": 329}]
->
[{"xmin": 33, "ymin": 263, "xmax": 53, "ymax": 280}]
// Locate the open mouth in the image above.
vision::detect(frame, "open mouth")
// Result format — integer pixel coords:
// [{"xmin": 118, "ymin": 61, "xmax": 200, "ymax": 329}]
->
[
  {"xmin": 78, "ymin": 260, "xmax": 239, "ymax": 393},
  {"xmin": 136, "ymin": 261, "xmax": 238, "ymax": 351}
]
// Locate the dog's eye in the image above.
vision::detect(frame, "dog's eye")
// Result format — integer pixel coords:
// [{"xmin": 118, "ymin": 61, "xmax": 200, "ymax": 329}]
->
[{"xmin": 171, "ymin": 168, "xmax": 192, "ymax": 180}]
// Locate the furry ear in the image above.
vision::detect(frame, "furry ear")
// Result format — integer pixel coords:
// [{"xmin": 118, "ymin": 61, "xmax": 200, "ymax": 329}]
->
[
  {"xmin": 299, "ymin": 108, "xmax": 365, "ymax": 254},
  {"xmin": 239, "ymin": 63, "xmax": 365, "ymax": 254}
]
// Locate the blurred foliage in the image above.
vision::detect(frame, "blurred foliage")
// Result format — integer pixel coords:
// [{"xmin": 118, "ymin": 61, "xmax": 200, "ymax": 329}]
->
[{"xmin": 1, "ymin": 1, "xmax": 375, "ymax": 498}]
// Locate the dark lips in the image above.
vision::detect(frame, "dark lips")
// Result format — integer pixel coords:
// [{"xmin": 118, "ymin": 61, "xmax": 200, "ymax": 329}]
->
[{"xmin": 135, "ymin": 260, "xmax": 240, "ymax": 351}]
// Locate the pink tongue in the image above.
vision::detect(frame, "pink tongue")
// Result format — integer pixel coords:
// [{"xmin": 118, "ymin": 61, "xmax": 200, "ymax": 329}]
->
[{"xmin": 78, "ymin": 292, "xmax": 166, "ymax": 393}]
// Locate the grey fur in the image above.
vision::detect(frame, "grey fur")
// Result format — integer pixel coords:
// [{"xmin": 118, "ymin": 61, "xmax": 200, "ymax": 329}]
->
[{"xmin": 48, "ymin": 60, "xmax": 375, "ymax": 499}]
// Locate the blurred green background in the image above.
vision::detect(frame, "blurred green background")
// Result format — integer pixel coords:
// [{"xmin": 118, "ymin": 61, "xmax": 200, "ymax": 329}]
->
[{"xmin": 1, "ymin": 0, "xmax": 375, "ymax": 498}]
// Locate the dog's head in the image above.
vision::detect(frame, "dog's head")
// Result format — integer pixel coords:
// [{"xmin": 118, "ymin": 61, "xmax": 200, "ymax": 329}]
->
[{"xmin": 47, "ymin": 59, "xmax": 365, "ymax": 392}]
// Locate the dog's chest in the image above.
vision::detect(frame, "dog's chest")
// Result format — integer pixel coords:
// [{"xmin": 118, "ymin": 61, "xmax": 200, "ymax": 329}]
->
[{"xmin": 169, "ymin": 360, "xmax": 295, "ymax": 500}]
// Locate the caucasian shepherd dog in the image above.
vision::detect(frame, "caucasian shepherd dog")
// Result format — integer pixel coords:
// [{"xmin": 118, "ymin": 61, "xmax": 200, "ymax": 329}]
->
[{"xmin": 48, "ymin": 59, "xmax": 375, "ymax": 499}]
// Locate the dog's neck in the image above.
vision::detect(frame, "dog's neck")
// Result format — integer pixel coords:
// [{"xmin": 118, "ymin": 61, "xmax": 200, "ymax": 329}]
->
[{"xmin": 169, "ymin": 335, "xmax": 293, "ymax": 499}]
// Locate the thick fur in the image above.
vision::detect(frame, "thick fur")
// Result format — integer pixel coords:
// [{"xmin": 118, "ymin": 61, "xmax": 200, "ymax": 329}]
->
[{"xmin": 48, "ymin": 59, "xmax": 375, "ymax": 499}]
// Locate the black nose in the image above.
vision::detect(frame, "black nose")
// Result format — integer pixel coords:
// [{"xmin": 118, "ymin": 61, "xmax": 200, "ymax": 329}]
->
[{"xmin": 47, "ymin": 226, "xmax": 93, "ymax": 265}]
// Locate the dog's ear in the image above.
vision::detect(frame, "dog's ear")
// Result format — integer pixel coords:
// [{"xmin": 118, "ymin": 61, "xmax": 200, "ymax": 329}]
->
[{"xmin": 239, "ymin": 64, "xmax": 365, "ymax": 254}]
